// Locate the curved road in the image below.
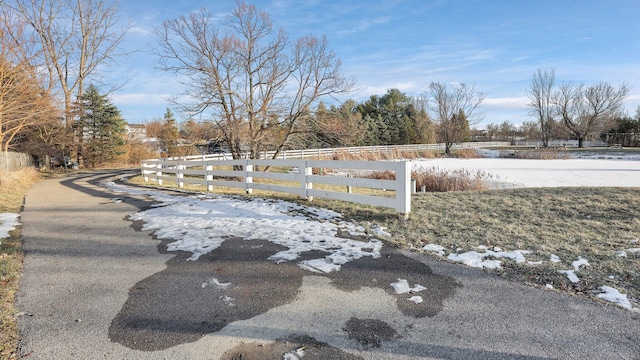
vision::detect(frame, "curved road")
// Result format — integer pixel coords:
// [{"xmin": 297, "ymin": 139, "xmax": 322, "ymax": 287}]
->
[{"xmin": 16, "ymin": 171, "xmax": 640, "ymax": 359}]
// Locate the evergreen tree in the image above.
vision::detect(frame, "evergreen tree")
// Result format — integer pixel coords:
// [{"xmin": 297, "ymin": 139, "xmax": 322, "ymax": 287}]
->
[
  {"xmin": 74, "ymin": 84, "xmax": 126, "ymax": 167},
  {"xmin": 357, "ymin": 89, "xmax": 429, "ymax": 145},
  {"xmin": 158, "ymin": 108, "xmax": 180, "ymax": 157}
]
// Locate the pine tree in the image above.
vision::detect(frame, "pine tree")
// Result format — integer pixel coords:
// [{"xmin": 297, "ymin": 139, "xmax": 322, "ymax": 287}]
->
[
  {"xmin": 158, "ymin": 108, "xmax": 180, "ymax": 157},
  {"xmin": 74, "ymin": 84, "xmax": 126, "ymax": 167}
]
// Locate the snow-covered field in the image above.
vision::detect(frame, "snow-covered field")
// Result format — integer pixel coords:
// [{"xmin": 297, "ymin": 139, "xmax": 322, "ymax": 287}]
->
[{"xmin": 414, "ymin": 154, "xmax": 640, "ymax": 188}]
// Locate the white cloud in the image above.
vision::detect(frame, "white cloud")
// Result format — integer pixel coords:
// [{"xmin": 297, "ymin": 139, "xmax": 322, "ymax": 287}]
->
[{"xmin": 483, "ymin": 97, "xmax": 529, "ymax": 110}]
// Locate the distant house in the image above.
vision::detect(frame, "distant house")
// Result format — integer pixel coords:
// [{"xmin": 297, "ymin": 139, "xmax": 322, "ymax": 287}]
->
[{"xmin": 125, "ymin": 123, "xmax": 148, "ymax": 141}]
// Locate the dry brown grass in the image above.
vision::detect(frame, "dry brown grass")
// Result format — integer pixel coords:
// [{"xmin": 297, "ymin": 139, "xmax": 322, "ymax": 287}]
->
[
  {"xmin": 453, "ymin": 148, "xmax": 481, "ymax": 158},
  {"xmin": 413, "ymin": 167, "xmax": 495, "ymax": 192},
  {"xmin": 0, "ymin": 167, "xmax": 40, "ymax": 358},
  {"xmin": 330, "ymin": 149, "xmax": 440, "ymax": 161},
  {"xmin": 308, "ymin": 187, "xmax": 640, "ymax": 310},
  {"xmin": 502, "ymin": 149, "xmax": 570, "ymax": 159}
]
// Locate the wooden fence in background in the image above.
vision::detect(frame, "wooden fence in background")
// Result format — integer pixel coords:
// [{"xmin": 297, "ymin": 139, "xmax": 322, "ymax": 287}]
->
[{"xmin": 0, "ymin": 152, "xmax": 35, "ymax": 171}]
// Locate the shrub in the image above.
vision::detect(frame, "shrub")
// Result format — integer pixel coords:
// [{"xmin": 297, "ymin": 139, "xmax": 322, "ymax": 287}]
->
[{"xmin": 412, "ymin": 167, "xmax": 494, "ymax": 192}]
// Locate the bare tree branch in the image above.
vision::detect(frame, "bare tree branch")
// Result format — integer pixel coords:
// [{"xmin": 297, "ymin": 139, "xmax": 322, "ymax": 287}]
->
[
  {"xmin": 153, "ymin": 3, "xmax": 354, "ymax": 160},
  {"xmin": 426, "ymin": 82, "xmax": 485, "ymax": 154},
  {"xmin": 527, "ymin": 68, "xmax": 555, "ymax": 147}
]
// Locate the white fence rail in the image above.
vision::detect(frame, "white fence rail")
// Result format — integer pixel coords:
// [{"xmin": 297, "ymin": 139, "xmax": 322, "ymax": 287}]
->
[
  {"xmin": 160, "ymin": 142, "xmax": 511, "ymax": 162},
  {"xmin": 141, "ymin": 158, "xmax": 412, "ymax": 219}
]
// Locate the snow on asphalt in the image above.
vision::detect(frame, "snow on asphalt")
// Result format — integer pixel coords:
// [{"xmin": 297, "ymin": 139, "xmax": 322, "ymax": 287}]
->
[{"xmin": 105, "ymin": 181, "xmax": 384, "ymax": 273}]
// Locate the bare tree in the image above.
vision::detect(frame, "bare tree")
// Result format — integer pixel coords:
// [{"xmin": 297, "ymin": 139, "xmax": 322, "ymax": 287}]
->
[
  {"xmin": 153, "ymin": 3, "xmax": 354, "ymax": 159},
  {"xmin": 527, "ymin": 68, "xmax": 555, "ymax": 147},
  {"xmin": 12, "ymin": 0, "xmax": 129, "ymax": 121},
  {"xmin": 10, "ymin": 0, "xmax": 129, "ymax": 164},
  {"xmin": 553, "ymin": 81, "xmax": 629, "ymax": 147},
  {"xmin": 426, "ymin": 82, "xmax": 485, "ymax": 154},
  {"xmin": 0, "ymin": 14, "xmax": 59, "ymax": 153}
]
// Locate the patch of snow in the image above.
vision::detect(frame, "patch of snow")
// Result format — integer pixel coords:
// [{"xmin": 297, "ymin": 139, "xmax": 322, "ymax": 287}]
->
[
  {"xmin": 615, "ymin": 251, "xmax": 627, "ymax": 258},
  {"xmin": 447, "ymin": 248, "xmax": 530, "ymax": 269},
  {"xmin": 371, "ymin": 225, "xmax": 391, "ymax": 238},
  {"xmin": 545, "ymin": 284, "xmax": 554, "ymax": 289},
  {"xmin": 407, "ymin": 296, "xmax": 423, "ymax": 304},
  {"xmin": 219, "ymin": 295, "xmax": 235, "ymax": 306},
  {"xmin": 597, "ymin": 286, "xmax": 635, "ymax": 310},
  {"xmin": 447, "ymin": 251, "xmax": 503, "ymax": 269},
  {"xmin": 201, "ymin": 277, "xmax": 232, "ymax": 289},
  {"xmin": 626, "ymin": 248, "xmax": 640, "ymax": 254},
  {"xmin": 103, "ymin": 181, "xmax": 382, "ymax": 273},
  {"xmin": 391, "ymin": 279, "xmax": 427, "ymax": 294},
  {"xmin": 550, "ymin": 254, "xmax": 561, "ymax": 263},
  {"xmin": 0, "ymin": 213, "xmax": 20, "ymax": 245},
  {"xmin": 572, "ymin": 257, "xmax": 590, "ymax": 271},
  {"xmin": 558, "ymin": 270, "xmax": 580, "ymax": 283},
  {"xmin": 283, "ymin": 347, "xmax": 305, "ymax": 360},
  {"xmin": 422, "ymin": 244, "xmax": 446, "ymax": 256}
]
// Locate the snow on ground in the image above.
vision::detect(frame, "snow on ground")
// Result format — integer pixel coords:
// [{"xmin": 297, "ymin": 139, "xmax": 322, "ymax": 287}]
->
[
  {"xmin": 0, "ymin": 213, "xmax": 20, "ymax": 246},
  {"xmin": 597, "ymin": 286, "xmax": 635, "ymax": 310},
  {"xmin": 105, "ymin": 181, "xmax": 383, "ymax": 274},
  {"xmin": 413, "ymin": 157, "xmax": 640, "ymax": 188}
]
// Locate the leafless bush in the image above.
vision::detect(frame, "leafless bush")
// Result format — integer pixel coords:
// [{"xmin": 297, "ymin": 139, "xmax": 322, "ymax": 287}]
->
[
  {"xmin": 366, "ymin": 166, "xmax": 494, "ymax": 192},
  {"xmin": 412, "ymin": 167, "xmax": 494, "ymax": 192},
  {"xmin": 454, "ymin": 149, "xmax": 481, "ymax": 158},
  {"xmin": 504, "ymin": 150, "xmax": 569, "ymax": 159}
]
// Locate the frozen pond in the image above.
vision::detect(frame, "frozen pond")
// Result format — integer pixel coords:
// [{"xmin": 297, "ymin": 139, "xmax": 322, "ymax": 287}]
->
[{"xmin": 413, "ymin": 157, "xmax": 640, "ymax": 188}]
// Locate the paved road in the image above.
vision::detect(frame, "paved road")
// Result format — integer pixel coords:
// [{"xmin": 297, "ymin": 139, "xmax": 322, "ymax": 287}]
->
[{"xmin": 16, "ymin": 171, "xmax": 640, "ymax": 359}]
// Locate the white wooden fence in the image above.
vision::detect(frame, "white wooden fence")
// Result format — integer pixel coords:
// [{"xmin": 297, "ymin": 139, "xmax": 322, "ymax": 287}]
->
[
  {"xmin": 142, "ymin": 158, "xmax": 412, "ymax": 219},
  {"xmin": 162, "ymin": 142, "xmax": 510, "ymax": 162},
  {"xmin": 141, "ymin": 142, "xmax": 509, "ymax": 219}
]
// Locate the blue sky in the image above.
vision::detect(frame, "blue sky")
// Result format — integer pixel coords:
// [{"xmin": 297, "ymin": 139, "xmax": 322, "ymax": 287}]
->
[{"xmin": 111, "ymin": 0, "xmax": 640, "ymax": 127}]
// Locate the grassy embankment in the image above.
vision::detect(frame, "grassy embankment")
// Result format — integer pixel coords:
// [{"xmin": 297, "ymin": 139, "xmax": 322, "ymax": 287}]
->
[{"xmin": 0, "ymin": 168, "xmax": 40, "ymax": 359}]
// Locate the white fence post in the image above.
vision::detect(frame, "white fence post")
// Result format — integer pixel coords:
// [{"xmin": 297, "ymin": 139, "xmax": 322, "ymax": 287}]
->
[
  {"xmin": 303, "ymin": 160, "xmax": 313, "ymax": 201},
  {"xmin": 142, "ymin": 161, "xmax": 149, "ymax": 182},
  {"xmin": 206, "ymin": 162, "xmax": 214, "ymax": 192},
  {"xmin": 177, "ymin": 162, "xmax": 184, "ymax": 188},
  {"xmin": 156, "ymin": 162, "xmax": 163, "ymax": 186},
  {"xmin": 395, "ymin": 161, "xmax": 411, "ymax": 220},
  {"xmin": 245, "ymin": 160, "xmax": 253, "ymax": 194}
]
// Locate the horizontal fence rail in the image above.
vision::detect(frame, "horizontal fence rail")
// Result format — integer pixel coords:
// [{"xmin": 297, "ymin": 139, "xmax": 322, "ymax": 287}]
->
[
  {"xmin": 155, "ymin": 142, "xmax": 511, "ymax": 162},
  {"xmin": 141, "ymin": 158, "xmax": 412, "ymax": 219}
]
